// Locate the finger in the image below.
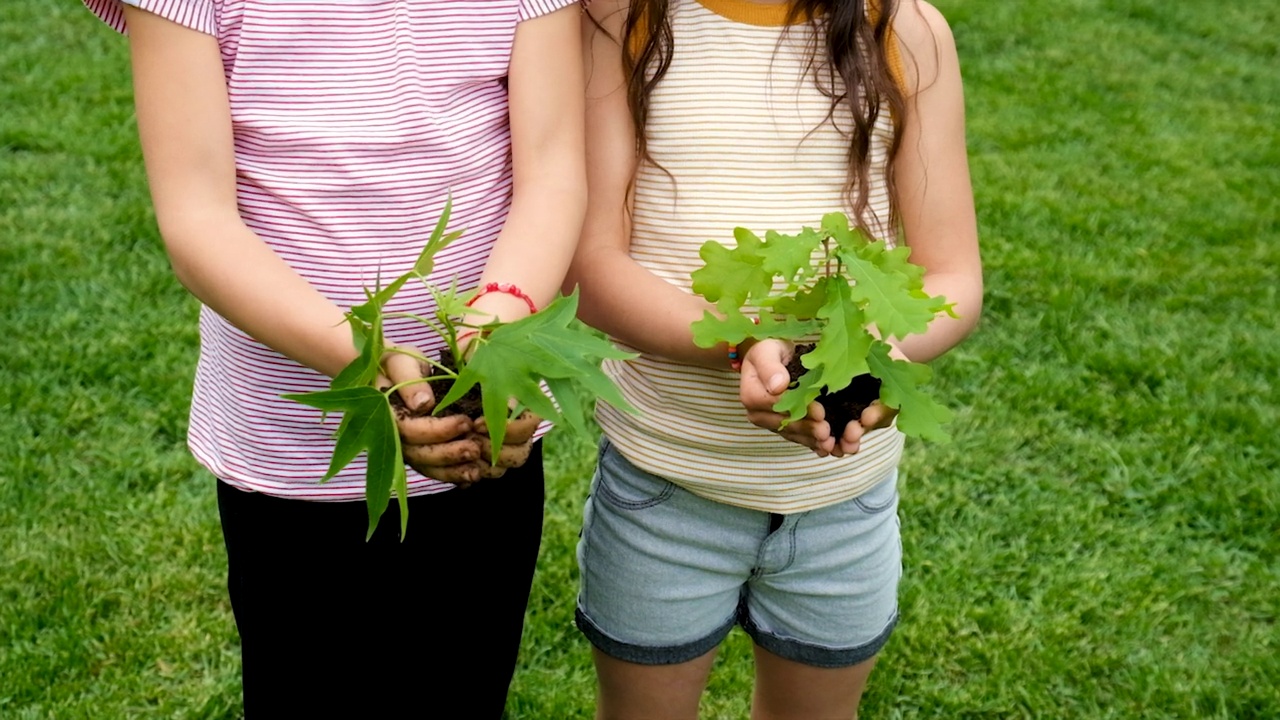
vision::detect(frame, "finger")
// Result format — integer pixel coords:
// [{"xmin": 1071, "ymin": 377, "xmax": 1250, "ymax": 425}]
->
[
  {"xmin": 742, "ymin": 335, "xmax": 788, "ymax": 397},
  {"xmin": 383, "ymin": 348, "xmax": 435, "ymax": 412},
  {"xmin": 474, "ymin": 410, "xmax": 540, "ymax": 444},
  {"xmin": 741, "ymin": 349, "xmax": 791, "ymax": 403},
  {"xmin": 787, "ymin": 432, "xmax": 834, "ymax": 458},
  {"xmin": 835, "ymin": 420, "xmax": 865, "ymax": 457},
  {"xmin": 476, "ymin": 437, "xmax": 533, "ymax": 469},
  {"xmin": 477, "ymin": 457, "xmax": 507, "ymax": 480},
  {"xmin": 859, "ymin": 402, "xmax": 899, "ymax": 432},
  {"xmin": 782, "ymin": 425, "xmax": 833, "ymax": 457},
  {"xmin": 403, "ymin": 438, "xmax": 480, "ymax": 466},
  {"xmin": 397, "ymin": 414, "xmax": 472, "ymax": 445},
  {"xmin": 739, "ymin": 363, "xmax": 784, "ymax": 405},
  {"xmin": 503, "ymin": 411, "xmax": 541, "ymax": 444},
  {"xmin": 774, "ymin": 417, "xmax": 833, "ymax": 454},
  {"xmin": 805, "ymin": 400, "xmax": 826, "ymax": 423},
  {"xmin": 746, "ymin": 401, "xmax": 825, "ymax": 436},
  {"xmin": 409, "ymin": 462, "xmax": 482, "ymax": 487}
]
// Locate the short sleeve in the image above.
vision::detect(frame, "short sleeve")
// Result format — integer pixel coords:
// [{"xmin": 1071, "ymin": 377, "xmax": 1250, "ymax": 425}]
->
[
  {"xmin": 83, "ymin": 0, "xmax": 217, "ymax": 37},
  {"xmin": 518, "ymin": 0, "xmax": 580, "ymax": 23}
]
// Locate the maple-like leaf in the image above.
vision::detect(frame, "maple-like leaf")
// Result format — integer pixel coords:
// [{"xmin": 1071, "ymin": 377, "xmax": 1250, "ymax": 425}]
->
[
  {"xmin": 332, "ymin": 313, "xmax": 385, "ymax": 391},
  {"xmin": 435, "ymin": 291, "xmax": 637, "ymax": 454},
  {"xmin": 281, "ymin": 386, "xmax": 408, "ymax": 539},
  {"xmin": 865, "ymin": 342, "xmax": 953, "ymax": 443},
  {"xmin": 412, "ymin": 195, "xmax": 463, "ymax": 277},
  {"xmin": 286, "ymin": 198, "xmax": 642, "ymax": 540},
  {"xmin": 430, "ymin": 276, "xmax": 473, "ymax": 324}
]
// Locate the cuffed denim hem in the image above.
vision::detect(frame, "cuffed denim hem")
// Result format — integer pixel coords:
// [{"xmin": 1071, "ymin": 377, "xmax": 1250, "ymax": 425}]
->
[
  {"xmin": 576, "ymin": 605, "xmax": 736, "ymax": 666},
  {"xmin": 741, "ymin": 610, "xmax": 898, "ymax": 669}
]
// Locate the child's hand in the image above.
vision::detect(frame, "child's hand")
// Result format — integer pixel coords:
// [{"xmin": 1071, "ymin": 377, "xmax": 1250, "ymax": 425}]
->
[
  {"xmin": 472, "ymin": 410, "xmax": 541, "ymax": 479},
  {"xmin": 739, "ymin": 339, "xmax": 837, "ymax": 458},
  {"xmin": 829, "ymin": 344, "xmax": 906, "ymax": 457},
  {"xmin": 829, "ymin": 403, "xmax": 898, "ymax": 458},
  {"xmin": 382, "ymin": 346, "xmax": 483, "ymax": 487}
]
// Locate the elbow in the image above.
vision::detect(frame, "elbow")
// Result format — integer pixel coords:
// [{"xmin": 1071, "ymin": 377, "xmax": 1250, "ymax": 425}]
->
[
  {"xmin": 153, "ymin": 208, "xmax": 243, "ymax": 298},
  {"xmin": 563, "ymin": 243, "xmax": 602, "ymax": 300},
  {"xmin": 155, "ymin": 218, "xmax": 204, "ymax": 293},
  {"xmin": 953, "ymin": 273, "xmax": 984, "ymax": 339},
  {"xmin": 563, "ymin": 242, "xmax": 619, "ymax": 328},
  {"xmin": 562, "ymin": 255, "xmax": 586, "ymax": 297},
  {"xmin": 962, "ymin": 292, "xmax": 983, "ymax": 338}
]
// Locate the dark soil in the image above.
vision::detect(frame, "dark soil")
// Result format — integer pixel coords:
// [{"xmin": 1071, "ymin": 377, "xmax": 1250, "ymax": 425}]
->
[
  {"xmin": 388, "ymin": 351, "xmax": 484, "ymax": 421},
  {"xmin": 785, "ymin": 343, "xmax": 882, "ymax": 433}
]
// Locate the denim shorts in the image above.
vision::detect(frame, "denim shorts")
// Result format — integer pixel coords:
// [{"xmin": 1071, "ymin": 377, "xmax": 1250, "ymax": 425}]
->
[{"xmin": 575, "ymin": 439, "xmax": 902, "ymax": 668}]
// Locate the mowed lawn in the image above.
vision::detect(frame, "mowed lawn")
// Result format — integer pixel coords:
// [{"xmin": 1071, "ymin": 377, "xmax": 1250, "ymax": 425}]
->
[{"xmin": 2, "ymin": 1, "xmax": 1276, "ymax": 718}]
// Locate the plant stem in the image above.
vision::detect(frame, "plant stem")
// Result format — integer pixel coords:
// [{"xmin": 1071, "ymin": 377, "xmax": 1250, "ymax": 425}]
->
[
  {"xmin": 383, "ymin": 345, "xmax": 452, "ymax": 378},
  {"xmin": 384, "ymin": 311, "xmax": 449, "ymax": 339},
  {"xmin": 382, "ymin": 374, "xmax": 455, "ymax": 400}
]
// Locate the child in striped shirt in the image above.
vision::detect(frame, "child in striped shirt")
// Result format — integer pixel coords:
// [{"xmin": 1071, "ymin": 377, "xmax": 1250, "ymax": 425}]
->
[
  {"xmin": 570, "ymin": 0, "xmax": 982, "ymax": 716},
  {"xmin": 84, "ymin": 0, "xmax": 585, "ymax": 716}
]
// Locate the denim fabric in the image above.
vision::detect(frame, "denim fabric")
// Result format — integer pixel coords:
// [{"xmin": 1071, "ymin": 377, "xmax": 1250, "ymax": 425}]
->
[{"xmin": 576, "ymin": 439, "xmax": 901, "ymax": 668}]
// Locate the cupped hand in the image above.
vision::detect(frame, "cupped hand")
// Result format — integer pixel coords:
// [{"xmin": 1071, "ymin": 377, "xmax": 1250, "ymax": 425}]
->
[
  {"xmin": 472, "ymin": 409, "xmax": 541, "ymax": 479},
  {"xmin": 382, "ymin": 345, "xmax": 482, "ymax": 487},
  {"xmin": 830, "ymin": 345, "xmax": 907, "ymax": 456},
  {"xmin": 827, "ymin": 399, "xmax": 900, "ymax": 457},
  {"xmin": 738, "ymin": 339, "xmax": 837, "ymax": 458}
]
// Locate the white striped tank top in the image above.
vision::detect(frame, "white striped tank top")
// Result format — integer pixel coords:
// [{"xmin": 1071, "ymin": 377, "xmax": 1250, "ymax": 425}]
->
[{"xmin": 597, "ymin": 0, "xmax": 907, "ymax": 513}]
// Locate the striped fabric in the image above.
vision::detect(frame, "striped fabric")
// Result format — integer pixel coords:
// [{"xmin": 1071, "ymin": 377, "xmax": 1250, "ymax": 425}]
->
[
  {"xmin": 85, "ymin": 0, "xmax": 577, "ymax": 499},
  {"xmin": 597, "ymin": 0, "xmax": 907, "ymax": 514}
]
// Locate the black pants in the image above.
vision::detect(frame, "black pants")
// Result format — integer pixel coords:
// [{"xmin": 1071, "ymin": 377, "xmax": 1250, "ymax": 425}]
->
[{"xmin": 216, "ymin": 444, "xmax": 545, "ymax": 719}]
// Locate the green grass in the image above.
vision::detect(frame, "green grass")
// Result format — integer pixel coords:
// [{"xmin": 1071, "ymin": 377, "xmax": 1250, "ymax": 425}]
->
[{"xmin": 2, "ymin": 0, "xmax": 1277, "ymax": 717}]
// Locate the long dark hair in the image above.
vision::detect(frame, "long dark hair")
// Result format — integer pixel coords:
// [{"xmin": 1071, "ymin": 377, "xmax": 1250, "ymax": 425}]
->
[{"xmin": 617, "ymin": 0, "xmax": 907, "ymax": 230}]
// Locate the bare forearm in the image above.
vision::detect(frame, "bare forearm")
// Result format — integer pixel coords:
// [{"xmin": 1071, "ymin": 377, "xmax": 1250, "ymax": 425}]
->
[
  {"xmin": 475, "ymin": 173, "xmax": 586, "ymax": 321},
  {"xmin": 163, "ymin": 215, "xmax": 357, "ymax": 378},
  {"xmin": 472, "ymin": 4, "xmax": 587, "ymax": 324},
  {"xmin": 892, "ymin": 271, "xmax": 982, "ymax": 363},
  {"xmin": 124, "ymin": 8, "xmax": 358, "ymax": 379},
  {"xmin": 570, "ymin": 246, "xmax": 730, "ymax": 369}
]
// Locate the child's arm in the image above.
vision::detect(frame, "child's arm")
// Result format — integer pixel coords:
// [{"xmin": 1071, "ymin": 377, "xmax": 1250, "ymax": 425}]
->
[
  {"xmin": 743, "ymin": 0, "xmax": 982, "ymax": 455},
  {"xmin": 462, "ymin": 4, "xmax": 588, "ymax": 473},
  {"xmin": 566, "ymin": 0, "xmax": 739, "ymax": 368},
  {"xmin": 465, "ymin": 4, "xmax": 588, "ymax": 327},
  {"xmin": 124, "ymin": 8, "xmax": 357, "ymax": 379},
  {"xmin": 888, "ymin": 0, "xmax": 983, "ymax": 363},
  {"xmin": 569, "ymin": 0, "xmax": 836, "ymax": 453},
  {"xmin": 123, "ymin": 8, "xmax": 476, "ymax": 482}
]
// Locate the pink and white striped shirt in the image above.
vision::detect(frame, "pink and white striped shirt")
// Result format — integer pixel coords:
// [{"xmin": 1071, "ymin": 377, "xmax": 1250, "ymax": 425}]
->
[{"xmin": 86, "ymin": 0, "xmax": 577, "ymax": 499}]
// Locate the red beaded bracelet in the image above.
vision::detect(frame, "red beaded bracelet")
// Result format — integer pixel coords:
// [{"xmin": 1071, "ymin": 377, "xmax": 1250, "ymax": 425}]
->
[{"xmin": 465, "ymin": 282, "xmax": 538, "ymax": 315}]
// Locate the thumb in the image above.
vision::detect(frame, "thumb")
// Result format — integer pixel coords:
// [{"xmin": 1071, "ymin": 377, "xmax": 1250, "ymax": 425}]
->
[
  {"xmin": 749, "ymin": 340, "xmax": 791, "ymax": 395},
  {"xmin": 383, "ymin": 347, "xmax": 435, "ymax": 411}
]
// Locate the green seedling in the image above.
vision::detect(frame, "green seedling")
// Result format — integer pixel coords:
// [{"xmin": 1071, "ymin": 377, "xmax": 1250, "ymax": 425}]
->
[
  {"xmin": 285, "ymin": 198, "xmax": 636, "ymax": 539},
  {"xmin": 690, "ymin": 212, "xmax": 956, "ymax": 442}
]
